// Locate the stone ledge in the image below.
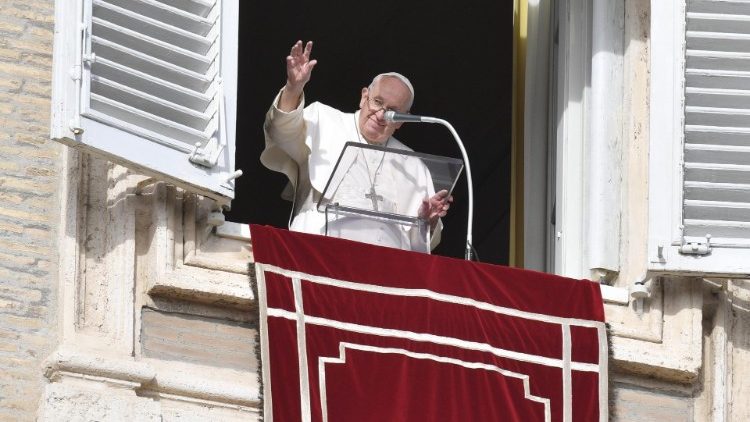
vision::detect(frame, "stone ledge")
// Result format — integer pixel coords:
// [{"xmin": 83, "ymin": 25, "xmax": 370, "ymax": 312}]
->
[
  {"xmin": 147, "ymin": 266, "xmax": 255, "ymax": 309},
  {"xmin": 43, "ymin": 348, "xmax": 155, "ymax": 385},
  {"xmin": 601, "ymin": 284, "xmax": 629, "ymax": 305},
  {"xmin": 43, "ymin": 348, "xmax": 260, "ymax": 407},
  {"xmin": 216, "ymin": 222, "xmax": 251, "ymax": 241},
  {"xmin": 611, "ymin": 352, "xmax": 701, "ymax": 384},
  {"xmin": 143, "ymin": 359, "xmax": 260, "ymax": 407},
  {"xmin": 608, "ymin": 278, "xmax": 703, "ymax": 383}
]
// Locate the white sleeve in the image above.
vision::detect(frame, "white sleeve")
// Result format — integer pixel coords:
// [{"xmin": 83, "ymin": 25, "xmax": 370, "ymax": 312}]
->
[{"xmin": 260, "ymin": 88, "xmax": 311, "ymax": 183}]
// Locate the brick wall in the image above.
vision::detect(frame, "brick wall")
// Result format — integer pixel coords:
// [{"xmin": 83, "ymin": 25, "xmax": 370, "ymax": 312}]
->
[{"xmin": 0, "ymin": 1, "xmax": 61, "ymax": 420}]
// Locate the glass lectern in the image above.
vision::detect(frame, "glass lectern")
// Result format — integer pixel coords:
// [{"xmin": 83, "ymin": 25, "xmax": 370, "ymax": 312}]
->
[{"xmin": 317, "ymin": 142, "xmax": 464, "ymax": 253}]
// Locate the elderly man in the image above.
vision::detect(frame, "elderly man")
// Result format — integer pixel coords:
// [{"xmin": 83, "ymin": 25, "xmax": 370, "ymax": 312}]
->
[{"xmin": 261, "ymin": 40, "xmax": 452, "ymax": 251}]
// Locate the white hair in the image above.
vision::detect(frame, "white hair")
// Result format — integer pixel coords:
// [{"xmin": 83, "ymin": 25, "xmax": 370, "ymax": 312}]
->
[{"xmin": 368, "ymin": 72, "xmax": 414, "ymax": 111}]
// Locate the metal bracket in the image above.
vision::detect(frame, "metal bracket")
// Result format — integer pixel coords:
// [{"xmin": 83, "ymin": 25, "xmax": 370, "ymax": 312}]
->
[
  {"xmin": 630, "ymin": 273, "xmax": 653, "ymax": 316},
  {"xmin": 207, "ymin": 210, "xmax": 225, "ymax": 227},
  {"xmin": 83, "ymin": 52, "xmax": 96, "ymax": 65},
  {"xmin": 679, "ymin": 233, "xmax": 712, "ymax": 256},
  {"xmin": 188, "ymin": 137, "xmax": 224, "ymax": 168}
]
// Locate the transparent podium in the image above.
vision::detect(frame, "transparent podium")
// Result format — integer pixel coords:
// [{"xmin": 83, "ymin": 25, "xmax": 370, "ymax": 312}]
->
[{"xmin": 317, "ymin": 142, "xmax": 464, "ymax": 253}]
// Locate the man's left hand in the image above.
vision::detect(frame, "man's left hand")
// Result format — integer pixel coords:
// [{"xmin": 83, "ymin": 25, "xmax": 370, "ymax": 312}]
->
[{"xmin": 419, "ymin": 190, "xmax": 453, "ymax": 230}]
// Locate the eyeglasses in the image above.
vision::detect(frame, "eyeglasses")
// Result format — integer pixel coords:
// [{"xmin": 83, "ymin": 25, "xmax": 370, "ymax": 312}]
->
[{"xmin": 366, "ymin": 96, "xmax": 400, "ymax": 114}]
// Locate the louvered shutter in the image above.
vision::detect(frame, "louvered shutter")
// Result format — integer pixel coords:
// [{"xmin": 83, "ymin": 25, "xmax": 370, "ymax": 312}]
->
[
  {"xmin": 649, "ymin": 0, "xmax": 750, "ymax": 275},
  {"xmin": 51, "ymin": 0, "xmax": 239, "ymax": 203}
]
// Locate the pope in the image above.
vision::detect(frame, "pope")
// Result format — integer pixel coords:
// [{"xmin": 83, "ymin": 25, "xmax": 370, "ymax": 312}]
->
[{"xmin": 261, "ymin": 40, "xmax": 453, "ymax": 251}]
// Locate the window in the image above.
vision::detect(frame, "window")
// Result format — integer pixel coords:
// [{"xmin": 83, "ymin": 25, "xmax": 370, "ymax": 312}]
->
[
  {"xmin": 51, "ymin": 0, "xmax": 239, "ymax": 204},
  {"xmin": 525, "ymin": 1, "xmax": 624, "ymax": 280},
  {"xmin": 649, "ymin": 0, "xmax": 750, "ymax": 275},
  {"xmin": 226, "ymin": 0, "xmax": 514, "ymax": 263}
]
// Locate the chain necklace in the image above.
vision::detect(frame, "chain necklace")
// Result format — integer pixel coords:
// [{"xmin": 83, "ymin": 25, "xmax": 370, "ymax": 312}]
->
[{"xmin": 354, "ymin": 114, "xmax": 390, "ymax": 211}]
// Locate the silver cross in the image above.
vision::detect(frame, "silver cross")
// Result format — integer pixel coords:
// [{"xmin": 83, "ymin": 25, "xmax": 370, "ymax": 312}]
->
[{"xmin": 365, "ymin": 186, "xmax": 383, "ymax": 211}]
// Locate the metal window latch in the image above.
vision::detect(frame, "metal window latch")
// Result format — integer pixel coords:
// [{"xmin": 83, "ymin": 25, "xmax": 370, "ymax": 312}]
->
[
  {"xmin": 83, "ymin": 52, "xmax": 96, "ymax": 64},
  {"xmin": 188, "ymin": 137, "xmax": 224, "ymax": 168},
  {"xmin": 679, "ymin": 234, "xmax": 712, "ymax": 255}
]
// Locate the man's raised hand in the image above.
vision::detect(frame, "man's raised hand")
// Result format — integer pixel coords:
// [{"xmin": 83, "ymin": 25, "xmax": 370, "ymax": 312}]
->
[
  {"xmin": 286, "ymin": 40, "xmax": 317, "ymax": 91},
  {"xmin": 278, "ymin": 40, "xmax": 317, "ymax": 111}
]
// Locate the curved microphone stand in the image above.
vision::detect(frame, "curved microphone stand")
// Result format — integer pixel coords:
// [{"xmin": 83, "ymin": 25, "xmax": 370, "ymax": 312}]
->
[{"xmin": 385, "ymin": 111, "xmax": 474, "ymax": 260}]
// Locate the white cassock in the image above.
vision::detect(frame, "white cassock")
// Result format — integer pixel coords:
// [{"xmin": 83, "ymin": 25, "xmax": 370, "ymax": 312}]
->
[{"xmin": 261, "ymin": 89, "xmax": 442, "ymax": 252}]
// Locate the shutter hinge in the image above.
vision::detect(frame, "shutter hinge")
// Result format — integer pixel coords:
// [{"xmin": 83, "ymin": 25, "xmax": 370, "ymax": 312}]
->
[
  {"xmin": 69, "ymin": 18, "xmax": 93, "ymax": 136},
  {"xmin": 679, "ymin": 234, "xmax": 712, "ymax": 256},
  {"xmin": 188, "ymin": 137, "xmax": 224, "ymax": 167}
]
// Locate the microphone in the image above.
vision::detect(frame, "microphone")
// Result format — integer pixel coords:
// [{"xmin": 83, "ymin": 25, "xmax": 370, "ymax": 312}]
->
[
  {"xmin": 384, "ymin": 109, "xmax": 476, "ymax": 260},
  {"xmin": 384, "ymin": 111, "xmax": 435, "ymax": 123}
]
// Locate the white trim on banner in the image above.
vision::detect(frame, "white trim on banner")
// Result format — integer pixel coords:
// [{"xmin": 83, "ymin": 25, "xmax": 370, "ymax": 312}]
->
[
  {"xmin": 293, "ymin": 277, "xmax": 312, "ymax": 422},
  {"xmin": 319, "ymin": 342, "xmax": 552, "ymax": 422},
  {"xmin": 562, "ymin": 324, "xmax": 572, "ymax": 422},
  {"xmin": 254, "ymin": 264, "xmax": 273, "ymax": 422},
  {"xmin": 257, "ymin": 264, "xmax": 607, "ymax": 329},
  {"xmin": 267, "ymin": 307, "xmax": 599, "ymax": 373},
  {"xmin": 597, "ymin": 319, "xmax": 609, "ymax": 421}
]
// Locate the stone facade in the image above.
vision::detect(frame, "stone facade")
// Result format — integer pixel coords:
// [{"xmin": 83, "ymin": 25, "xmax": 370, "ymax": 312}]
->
[
  {"xmin": 0, "ymin": 1, "xmax": 61, "ymax": 420},
  {"xmin": 36, "ymin": 157, "xmax": 259, "ymax": 420},
  {"xmin": 0, "ymin": 0, "xmax": 748, "ymax": 421}
]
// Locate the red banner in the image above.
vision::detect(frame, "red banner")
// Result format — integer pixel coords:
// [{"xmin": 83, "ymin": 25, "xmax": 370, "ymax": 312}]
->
[{"xmin": 251, "ymin": 225, "xmax": 607, "ymax": 422}]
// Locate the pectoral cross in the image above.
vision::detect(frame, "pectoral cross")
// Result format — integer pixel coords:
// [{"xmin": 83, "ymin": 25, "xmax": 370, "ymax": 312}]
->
[{"xmin": 365, "ymin": 186, "xmax": 384, "ymax": 211}]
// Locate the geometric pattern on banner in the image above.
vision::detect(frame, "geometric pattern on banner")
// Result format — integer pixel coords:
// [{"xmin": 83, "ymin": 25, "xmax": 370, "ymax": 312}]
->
[{"xmin": 250, "ymin": 225, "xmax": 608, "ymax": 422}]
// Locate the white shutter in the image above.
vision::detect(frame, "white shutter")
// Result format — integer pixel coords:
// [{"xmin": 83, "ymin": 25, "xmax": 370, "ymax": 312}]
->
[
  {"xmin": 51, "ymin": 0, "xmax": 239, "ymax": 203},
  {"xmin": 649, "ymin": 0, "xmax": 750, "ymax": 275}
]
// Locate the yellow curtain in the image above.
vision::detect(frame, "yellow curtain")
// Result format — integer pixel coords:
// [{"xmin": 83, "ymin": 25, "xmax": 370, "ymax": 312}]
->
[{"xmin": 510, "ymin": 0, "xmax": 527, "ymax": 267}]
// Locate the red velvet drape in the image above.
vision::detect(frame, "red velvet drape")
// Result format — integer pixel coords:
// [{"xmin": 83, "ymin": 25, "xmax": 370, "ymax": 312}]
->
[{"xmin": 252, "ymin": 225, "xmax": 607, "ymax": 422}]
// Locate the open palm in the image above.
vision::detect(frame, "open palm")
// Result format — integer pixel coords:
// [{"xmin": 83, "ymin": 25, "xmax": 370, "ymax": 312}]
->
[{"xmin": 286, "ymin": 40, "xmax": 317, "ymax": 90}]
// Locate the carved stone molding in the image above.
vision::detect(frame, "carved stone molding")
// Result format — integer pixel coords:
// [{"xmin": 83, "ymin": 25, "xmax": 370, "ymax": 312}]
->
[
  {"xmin": 610, "ymin": 278, "xmax": 703, "ymax": 383},
  {"xmin": 42, "ymin": 347, "xmax": 260, "ymax": 417},
  {"xmin": 47, "ymin": 152, "xmax": 259, "ymax": 418},
  {"xmin": 135, "ymin": 184, "xmax": 254, "ymax": 308}
]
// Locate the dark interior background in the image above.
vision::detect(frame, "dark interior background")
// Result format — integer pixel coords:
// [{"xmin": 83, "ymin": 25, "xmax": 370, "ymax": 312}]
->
[{"xmin": 227, "ymin": 0, "xmax": 513, "ymax": 264}]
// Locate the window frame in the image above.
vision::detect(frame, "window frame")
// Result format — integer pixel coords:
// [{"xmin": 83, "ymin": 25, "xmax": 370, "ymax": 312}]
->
[
  {"xmin": 648, "ymin": 0, "xmax": 750, "ymax": 276},
  {"xmin": 50, "ymin": 0, "xmax": 239, "ymax": 205}
]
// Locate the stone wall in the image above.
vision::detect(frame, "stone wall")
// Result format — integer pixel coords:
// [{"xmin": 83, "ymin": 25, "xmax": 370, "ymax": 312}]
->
[{"xmin": 0, "ymin": 1, "xmax": 61, "ymax": 420}]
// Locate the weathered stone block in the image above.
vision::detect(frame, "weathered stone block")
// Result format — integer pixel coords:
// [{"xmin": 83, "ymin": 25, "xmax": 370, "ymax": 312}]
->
[{"xmin": 141, "ymin": 308, "xmax": 257, "ymax": 373}]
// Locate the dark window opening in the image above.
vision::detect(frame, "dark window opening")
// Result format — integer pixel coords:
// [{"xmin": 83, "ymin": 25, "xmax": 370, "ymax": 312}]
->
[{"xmin": 228, "ymin": 0, "xmax": 513, "ymax": 264}]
